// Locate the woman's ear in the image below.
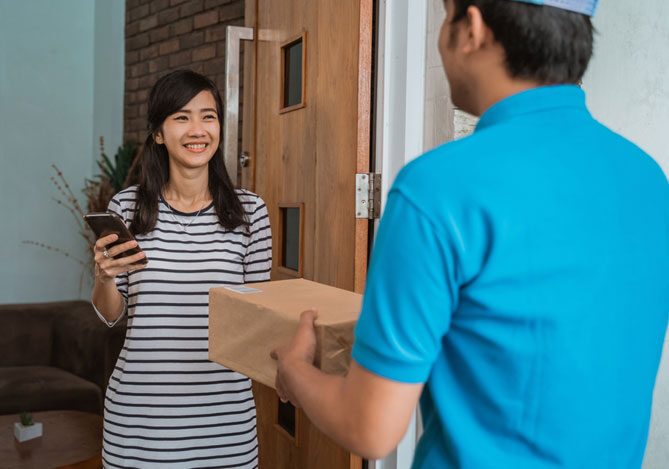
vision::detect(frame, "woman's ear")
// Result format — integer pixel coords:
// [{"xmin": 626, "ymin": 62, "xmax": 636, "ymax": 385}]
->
[{"xmin": 154, "ymin": 131, "xmax": 164, "ymax": 145}]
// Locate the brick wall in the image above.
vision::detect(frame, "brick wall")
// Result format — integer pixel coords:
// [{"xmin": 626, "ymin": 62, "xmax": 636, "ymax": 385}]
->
[{"xmin": 124, "ymin": 0, "xmax": 244, "ymax": 144}]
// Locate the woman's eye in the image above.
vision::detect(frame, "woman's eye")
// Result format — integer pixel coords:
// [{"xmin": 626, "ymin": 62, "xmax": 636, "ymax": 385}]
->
[
  {"xmin": 204, "ymin": 114, "xmax": 217, "ymax": 120},
  {"xmin": 174, "ymin": 115, "xmax": 188, "ymax": 121}
]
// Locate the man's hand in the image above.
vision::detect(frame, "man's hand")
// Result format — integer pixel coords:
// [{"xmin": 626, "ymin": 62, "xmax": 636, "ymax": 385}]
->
[
  {"xmin": 270, "ymin": 308, "xmax": 318, "ymax": 406},
  {"xmin": 268, "ymin": 308, "xmax": 423, "ymax": 459}
]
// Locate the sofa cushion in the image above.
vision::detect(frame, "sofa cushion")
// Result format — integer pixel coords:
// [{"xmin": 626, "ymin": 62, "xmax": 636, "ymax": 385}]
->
[
  {"xmin": 50, "ymin": 301, "xmax": 127, "ymax": 393},
  {"xmin": 0, "ymin": 366, "xmax": 102, "ymax": 415},
  {"xmin": 0, "ymin": 303, "xmax": 57, "ymax": 366}
]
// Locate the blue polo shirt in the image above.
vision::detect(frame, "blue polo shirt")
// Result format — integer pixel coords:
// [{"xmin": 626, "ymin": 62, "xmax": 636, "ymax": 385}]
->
[{"xmin": 352, "ymin": 86, "xmax": 669, "ymax": 468}]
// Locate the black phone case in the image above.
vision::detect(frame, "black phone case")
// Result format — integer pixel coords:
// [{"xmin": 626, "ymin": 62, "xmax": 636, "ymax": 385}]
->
[{"xmin": 83, "ymin": 212, "xmax": 148, "ymax": 264}]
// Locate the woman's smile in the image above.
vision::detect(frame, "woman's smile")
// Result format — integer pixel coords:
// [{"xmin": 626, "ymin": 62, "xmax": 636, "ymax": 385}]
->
[{"xmin": 184, "ymin": 142, "xmax": 209, "ymax": 153}]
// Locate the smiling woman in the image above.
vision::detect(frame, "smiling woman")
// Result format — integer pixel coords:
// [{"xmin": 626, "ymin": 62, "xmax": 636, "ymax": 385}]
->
[
  {"xmin": 128, "ymin": 71, "xmax": 249, "ymax": 235},
  {"xmin": 154, "ymin": 91, "xmax": 221, "ymax": 171},
  {"xmin": 90, "ymin": 70, "xmax": 272, "ymax": 469}
]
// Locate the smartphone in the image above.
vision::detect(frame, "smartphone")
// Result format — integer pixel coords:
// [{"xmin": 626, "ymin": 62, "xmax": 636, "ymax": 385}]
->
[{"xmin": 83, "ymin": 212, "xmax": 148, "ymax": 264}]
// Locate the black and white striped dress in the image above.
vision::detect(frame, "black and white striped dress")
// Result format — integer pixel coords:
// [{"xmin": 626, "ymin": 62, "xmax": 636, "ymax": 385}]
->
[{"xmin": 96, "ymin": 185, "xmax": 271, "ymax": 469}]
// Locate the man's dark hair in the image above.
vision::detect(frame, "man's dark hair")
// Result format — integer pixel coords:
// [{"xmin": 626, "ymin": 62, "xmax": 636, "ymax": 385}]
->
[{"xmin": 450, "ymin": 0, "xmax": 594, "ymax": 84}]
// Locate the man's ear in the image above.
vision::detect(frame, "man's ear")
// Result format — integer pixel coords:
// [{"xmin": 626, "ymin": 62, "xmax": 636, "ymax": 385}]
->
[
  {"xmin": 461, "ymin": 5, "xmax": 489, "ymax": 54},
  {"xmin": 154, "ymin": 130, "xmax": 164, "ymax": 144}
]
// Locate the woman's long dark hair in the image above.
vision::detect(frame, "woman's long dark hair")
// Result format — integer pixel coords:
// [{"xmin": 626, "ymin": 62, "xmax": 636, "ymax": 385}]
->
[{"xmin": 131, "ymin": 70, "xmax": 248, "ymax": 235}]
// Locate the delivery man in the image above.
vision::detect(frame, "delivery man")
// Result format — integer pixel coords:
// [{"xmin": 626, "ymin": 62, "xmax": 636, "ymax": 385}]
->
[{"xmin": 271, "ymin": 1, "xmax": 669, "ymax": 467}]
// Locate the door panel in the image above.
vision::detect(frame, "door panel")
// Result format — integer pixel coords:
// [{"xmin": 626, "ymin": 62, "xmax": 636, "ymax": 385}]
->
[{"xmin": 241, "ymin": 0, "xmax": 372, "ymax": 467}]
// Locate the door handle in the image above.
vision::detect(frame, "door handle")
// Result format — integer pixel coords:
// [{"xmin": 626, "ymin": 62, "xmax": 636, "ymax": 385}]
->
[
  {"xmin": 239, "ymin": 151, "xmax": 250, "ymax": 168},
  {"xmin": 224, "ymin": 26, "xmax": 254, "ymax": 186}
]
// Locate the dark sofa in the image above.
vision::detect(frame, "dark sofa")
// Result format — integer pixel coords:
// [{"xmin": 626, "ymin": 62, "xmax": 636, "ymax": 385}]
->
[{"xmin": 0, "ymin": 300, "xmax": 126, "ymax": 415}]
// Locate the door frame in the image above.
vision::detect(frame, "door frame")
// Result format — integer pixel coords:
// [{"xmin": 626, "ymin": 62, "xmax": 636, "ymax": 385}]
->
[{"xmin": 370, "ymin": 0, "xmax": 429, "ymax": 468}]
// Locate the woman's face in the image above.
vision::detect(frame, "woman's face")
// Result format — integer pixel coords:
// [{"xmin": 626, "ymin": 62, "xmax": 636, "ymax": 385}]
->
[{"xmin": 154, "ymin": 90, "xmax": 220, "ymax": 170}]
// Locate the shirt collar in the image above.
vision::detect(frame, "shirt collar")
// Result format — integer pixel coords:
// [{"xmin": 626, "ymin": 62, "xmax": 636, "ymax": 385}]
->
[{"xmin": 475, "ymin": 85, "xmax": 588, "ymax": 132}]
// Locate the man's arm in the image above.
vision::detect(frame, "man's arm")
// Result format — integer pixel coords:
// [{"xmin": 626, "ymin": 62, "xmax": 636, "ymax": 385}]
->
[
  {"xmin": 272, "ymin": 189, "xmax": 460, "ymax": 459},
  {"xmin": 272, "ymin": 310, "xmax": 423, "ymax": 460}
]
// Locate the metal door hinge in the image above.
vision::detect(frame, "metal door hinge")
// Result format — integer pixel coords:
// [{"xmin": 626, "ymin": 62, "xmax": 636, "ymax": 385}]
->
[{"xmin": 356, "ymin": 173, "xmax": 382, "ymax": 219}]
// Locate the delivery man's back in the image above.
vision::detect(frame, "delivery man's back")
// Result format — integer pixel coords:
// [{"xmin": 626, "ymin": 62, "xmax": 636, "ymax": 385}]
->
[{"xmin": 353, "ymin": 84, "xmax": 669, "ymax": 468}]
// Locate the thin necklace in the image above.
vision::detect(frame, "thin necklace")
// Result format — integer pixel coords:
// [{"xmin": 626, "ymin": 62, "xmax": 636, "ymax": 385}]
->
[{"xmin": 163, "ymin": 195, "xmax": 207, "ymax": 231}]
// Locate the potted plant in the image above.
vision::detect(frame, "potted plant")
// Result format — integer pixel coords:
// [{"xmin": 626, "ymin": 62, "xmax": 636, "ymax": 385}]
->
[
  {"xmin": 14, "ymin": 412, "xmax": 43, "ymax": 442},
  {"xmin": 22, "ymin": 138, "xmax": 139, "ymax": 292}
]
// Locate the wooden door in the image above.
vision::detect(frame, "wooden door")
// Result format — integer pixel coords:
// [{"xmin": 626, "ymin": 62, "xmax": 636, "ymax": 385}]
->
[{"xmin": 240, "ymin": 0, "xmax": 373, "ymax": 467}]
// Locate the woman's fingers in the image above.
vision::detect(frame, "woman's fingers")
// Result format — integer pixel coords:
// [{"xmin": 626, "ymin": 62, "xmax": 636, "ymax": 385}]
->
[
  {"xmin": 105, "ymin": 239, "xmax": 139, "ymax": 258},
  {"xmin": 94, "ymin": 236, "xmax": 140, "ymax": 259},
  {"xmin": 97, "ymin": 248, "xmax": 147, "ymax": 278},
  {"xmin": 94, "ymin": 233, "xmax": 147, "ymax": 283},
  {"xmin": 107, "ymin": 250, "xmax": 147, "ymax": 270},
  {"xmin": 117, "ymin": 250, "xmax": 147, "ymax": 266},
  {"xmin": 94, "ymin": 234, "xmax": 118, "ymax": 252}
]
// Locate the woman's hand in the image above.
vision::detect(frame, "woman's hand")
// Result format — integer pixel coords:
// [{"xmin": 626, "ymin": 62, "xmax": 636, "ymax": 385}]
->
[{"xmin": 94, "ymin": 234, "xmax": 147, "ymax": 283}]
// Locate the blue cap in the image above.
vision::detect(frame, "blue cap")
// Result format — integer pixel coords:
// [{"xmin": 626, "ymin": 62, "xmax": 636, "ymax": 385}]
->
[{"xmin": 509, "ymin": 0, "xmax": 599, "ymax": 16}]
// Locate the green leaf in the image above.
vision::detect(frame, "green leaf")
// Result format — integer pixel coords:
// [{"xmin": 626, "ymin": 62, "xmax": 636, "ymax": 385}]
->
[
  {"xmin": 20, "ymin": 413, "xmax": 33, "ymax": 426},
  {"xmin": 93, "ymin": 140, "xmax": 138, "ymax": 193}
]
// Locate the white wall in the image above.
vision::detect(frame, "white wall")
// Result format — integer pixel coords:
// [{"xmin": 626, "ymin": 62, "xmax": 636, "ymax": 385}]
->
[
  {"xmin": 583, "ymin": 1, "xmax": 669, "ymax": 176},
  {"xmin": 424, "ymin": 0, "xmax": 453, "ymax": 150},
  {"xmin": 423, "ymin": 0, "xmax": 477, "ymax": 150},
  {"xmin": 0, "ymin": 0, "xmax": 124, "ymax": 304},
  {"xmin": 94, "ymin": 0, "xmax": 126, "ymax": 177},
  {"xmin": 582, "ymin": 2, "xmax": 669, "ymax": 468}
]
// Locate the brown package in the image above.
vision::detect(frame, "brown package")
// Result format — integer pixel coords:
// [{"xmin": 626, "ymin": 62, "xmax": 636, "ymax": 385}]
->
[{"xmin": 209, "ymin": 279, "xmax": 362, "ymax": 389}]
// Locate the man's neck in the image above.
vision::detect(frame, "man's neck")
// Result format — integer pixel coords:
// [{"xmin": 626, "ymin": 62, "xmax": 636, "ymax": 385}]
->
[{"xmin": 468, "ymin": 69, "xmax": 545, "ymax": 116}]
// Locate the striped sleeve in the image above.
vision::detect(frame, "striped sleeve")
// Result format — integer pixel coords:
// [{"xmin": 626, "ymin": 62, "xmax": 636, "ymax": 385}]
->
[
  {"xmin": 106, "ymin": 194, "xmax": 130, "ymax": 302},
  {"xmin": 92, "ymin": 193, "xmax": 130, "ymax": 327},
  {"xmin": 244, "ymin": 196, "xmax": 272, "ymax": 283}
]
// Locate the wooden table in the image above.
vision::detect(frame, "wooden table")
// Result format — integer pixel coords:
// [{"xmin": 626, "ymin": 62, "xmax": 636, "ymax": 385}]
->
[{"xmin": 0, "ymin": 410, "xmax": 102, "ymax": 469}]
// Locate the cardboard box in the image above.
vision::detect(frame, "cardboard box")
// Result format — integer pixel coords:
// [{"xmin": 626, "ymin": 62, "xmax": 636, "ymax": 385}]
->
[{"xmin": 209, "ymin": 279, "xmax": 362, "ymax": 389}]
